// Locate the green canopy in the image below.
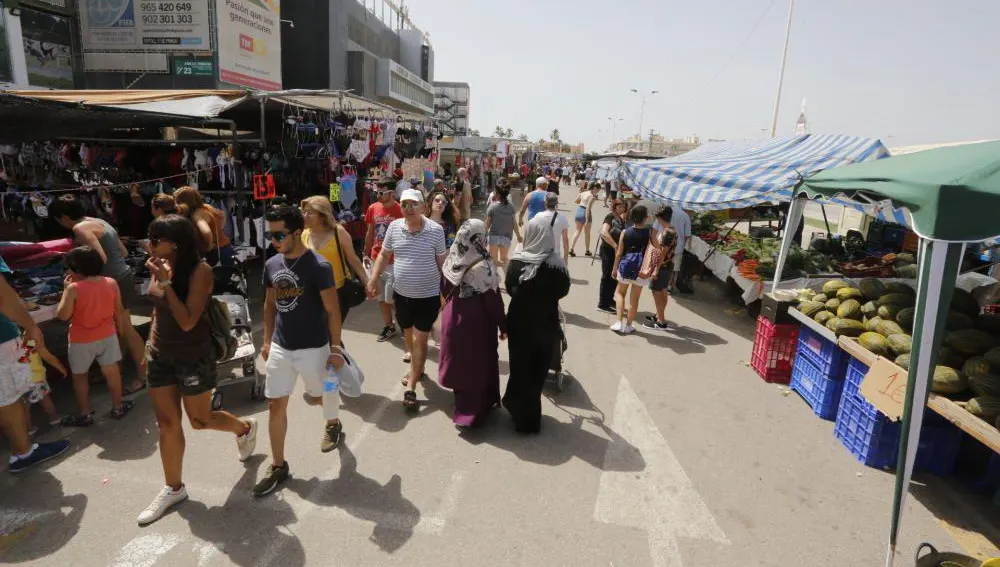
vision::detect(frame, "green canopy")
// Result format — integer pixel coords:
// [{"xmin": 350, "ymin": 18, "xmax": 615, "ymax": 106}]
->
[{"xmin": 797, "ymin": 140, "xmax": 1000, "ymax": 241}]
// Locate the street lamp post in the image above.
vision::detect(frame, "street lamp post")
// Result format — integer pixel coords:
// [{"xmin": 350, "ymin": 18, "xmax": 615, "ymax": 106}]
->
[
  {"xmin": 630, "ymin": 89, "xmax": 658, "ymax": 151},
  {"xmin": 607, "ymin": 117, "xmax": 623, "ymax": 148}
]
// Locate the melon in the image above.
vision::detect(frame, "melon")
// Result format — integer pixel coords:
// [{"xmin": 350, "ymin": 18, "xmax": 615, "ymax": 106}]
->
[
  {"xmin": 938, "ymin": 347, "xmax": 966, "ymax": 369},
  {"xmin": 834, "ymin": 319, "xmax": 865, "ymax": 337},
  {"xmin": 858, "ymin": 277, "xmax": 886, "ymax": 301},
  {"xmin": 859, "ymin": 332, "xmax": 889, "ymax": 356},
  {"xmin": 895, "ymin": 353, "xmax": 910, "ymax": 370},
  {"xmin": 969, "ymin": 374, "xmax": 1000, "ymax": 398},
  {"xmin": 836, "ymin": 287, "xmax": 864, "ymax": 302},
  {"xmin": 797, "ymin": 301, "xmax": 825, "ymax": 317},
  {"xmin": 825, "ymin": 317, "xmax": 841, "ymax": 331},
  {"xmin": 945, "ymin": 310, "xmax": 974, "ymax": 331},
  {"xmin": 812, "ymin": 294, "xmax": 828, "ymax": 304},
  {"xmin": 865, "ymin": 316, "xmax": 884, "ymax": 332},
  {"xmin": 861, "ymin": 301, "xmax": 878, "ymax": 318},
  {"xmin": 825, "ymin": 298, "xmax": 841, "ymax": 311},
  {"xmin": 975, "ymin": 314, "xmax": 1000, "ymax": 335},
  {"xmin": 966, "ymin": 397, "xmax": 1000, "ymax": 422},
  {"xmin": 875, "ymin": 320, "xmax": 905, "ymax": 337},
  {"xmin": 896, "ymin": 307, "xmax": 916, "ymax": 332},
  {"xmin": 943, "ymin": 329, "xmax": 998, "ymax": 357},
  {"xmin": 884, "ymin": 282, "xmax": 915, "ymax": 295},
  {"xmin": 878, "ymin": 304, "xmax": 903, "ymax": 321},
  {"xmin": 951, "ymin": 288, "xmax": 980, "ymax": 317},
  {"xmin": 931, "ymin": 366, "xmax": 967, "ymax": 395},
  {"xmin": 878, "ymin": 293, "xmax": 916, "ymax": 308},
  {"xmin": 822, "ymin": 279, "xmax": 850, "ymax": 295},
  {"xmin": 837, "ymin": 299, "xmax": 863, "ymax": 321},
  {"xmin": 886, "ymin": 334, "xmax": 912, "ymax": 357},
  {"xmin": 814, "ymin": 311, "xmax": 835, "ymax": 325}
]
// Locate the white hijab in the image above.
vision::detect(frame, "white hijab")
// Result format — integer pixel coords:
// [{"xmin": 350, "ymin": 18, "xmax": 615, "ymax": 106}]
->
[
  {"xmin": 510, "ymin": 215, "xmax": 567, "ymax": 283},
  {"xmin": 442, "ymin": 219, "xmax": 499, "ymax": 298}
]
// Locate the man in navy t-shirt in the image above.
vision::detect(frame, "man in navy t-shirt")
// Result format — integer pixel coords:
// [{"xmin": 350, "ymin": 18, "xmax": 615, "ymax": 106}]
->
[{"xmin": 255, "ymin": 206, "xmax": 345, "ymax": 497}]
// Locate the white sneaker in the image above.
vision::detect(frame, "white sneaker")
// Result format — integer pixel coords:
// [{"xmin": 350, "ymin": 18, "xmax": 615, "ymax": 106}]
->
[
  {"xmin": 237, "ymin": 418, "xmax": 257, "ymax": 462},
  {"xmin": 622, "ymin": 323, "xmax": 637, "ymax": 335},
  {"xmin": 610, "ymin": 321, "xmax": 624, "ymax": 333},
  {"xmin": 137, "ymin": 485, "xmax": 188, "ymax": 525}
]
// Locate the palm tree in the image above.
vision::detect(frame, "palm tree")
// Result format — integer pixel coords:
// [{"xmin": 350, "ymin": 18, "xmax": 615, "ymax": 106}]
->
[
  {"xmin": 550, "ymin": 128, "xmax": 561, "ymax": 142},
  {"xmin": 493, "ymin": 125, "xmax": 506, "ymax": 137},
  {"xmin": 517, "ymin": 133, "xmax": 529, "ymax": 141}
]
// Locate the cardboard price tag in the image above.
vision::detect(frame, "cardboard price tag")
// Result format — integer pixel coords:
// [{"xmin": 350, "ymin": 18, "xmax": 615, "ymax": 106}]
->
[{"xmin": 859, "ymin": 356, "xmax": 908, "ymax": 421}]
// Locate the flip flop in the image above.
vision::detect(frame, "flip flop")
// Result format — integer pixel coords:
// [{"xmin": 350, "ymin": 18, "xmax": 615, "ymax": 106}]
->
[{"xmin": 123, "ymin": 380, "xmax": 147, "ymax": 397}]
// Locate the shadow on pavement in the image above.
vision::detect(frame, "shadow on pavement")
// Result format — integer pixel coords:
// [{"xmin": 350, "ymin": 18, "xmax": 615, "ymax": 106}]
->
[
  {"xmin": 910, "ymin": 475, "xmax": 1000, "ymax": 554},
  {"xmin": 286, "ymin": 445, "xmax": 420, "ymax": 554},
  {"xmin": 177, "ymin": 455, "xmax": 306, "ymax": 567},
  {"xmin": 561, "ymin": 311, "xmax": 611, "ymax": 331},
  {"xmin": 0, "ymin": 472, "xmax": 87, "ymax": 563}
]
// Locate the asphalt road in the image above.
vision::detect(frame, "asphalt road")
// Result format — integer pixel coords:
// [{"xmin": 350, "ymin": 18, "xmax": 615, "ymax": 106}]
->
[{"xmin": 1, "ymin": 187, "xmax": 997, "ymax": 566}]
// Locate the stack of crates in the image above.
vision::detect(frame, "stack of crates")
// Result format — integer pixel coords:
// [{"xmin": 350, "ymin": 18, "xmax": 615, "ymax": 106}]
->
[
  {"xmin": 750, "ymin": 316, "xmax": 799, "ymax": 384},
  {"xmin": 835, "ymin": 356, "xmax": 962, "ymax": 474},
  {"xmin": 789, "ymin": 326, "xmax": 848, "ymax": 420}
]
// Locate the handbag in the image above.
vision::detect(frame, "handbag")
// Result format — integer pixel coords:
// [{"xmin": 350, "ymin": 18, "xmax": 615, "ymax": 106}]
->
[
  {"xmin": 333, "ymin": 226, "xmax": 366, "ymax": 308},
  {"xmin": 638, "ymin": 238, "xmax": 663, "ymax": 280}
]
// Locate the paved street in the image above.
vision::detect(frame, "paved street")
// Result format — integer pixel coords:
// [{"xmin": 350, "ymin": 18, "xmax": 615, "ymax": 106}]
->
[{"xmin": 1, "ymin": 189, "xmax": 998, "ymax": 566}]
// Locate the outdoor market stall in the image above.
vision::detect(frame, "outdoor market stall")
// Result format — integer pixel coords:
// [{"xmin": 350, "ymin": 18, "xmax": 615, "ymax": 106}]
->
[
  {"xmin": 772, "ymin": 140, "xmax": 1000, "ymax": 565},
  {"xmin": 621, "ymin": 134, "xmax": 913, "ymax": 302}
]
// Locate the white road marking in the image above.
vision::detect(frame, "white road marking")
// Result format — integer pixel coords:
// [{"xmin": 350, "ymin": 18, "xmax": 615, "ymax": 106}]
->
[
  {"xmin": 594, "ymin": 375, "xmax": 729, "ymax": 567},
  {"xmin": 109, "ymin": 534, "xmax": 182, "ymax": 567}
]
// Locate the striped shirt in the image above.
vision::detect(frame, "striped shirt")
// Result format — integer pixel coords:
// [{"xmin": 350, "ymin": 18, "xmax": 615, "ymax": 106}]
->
[{"xmin": 382, "ymin": 216, "xmax": 447, "ymax": 299}]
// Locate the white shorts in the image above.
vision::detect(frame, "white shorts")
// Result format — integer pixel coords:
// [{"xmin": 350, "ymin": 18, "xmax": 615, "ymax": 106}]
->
[
  {"xmin": 265, "ymin": 342, "xmax": 338, "ymax": 420},
  {"xmin": 0, "ymin": 338, "xmax": 33, "ymax": 407},
  {"xmin": 673, "ymin": 252, "xmax": 683, "ymax": 272}
]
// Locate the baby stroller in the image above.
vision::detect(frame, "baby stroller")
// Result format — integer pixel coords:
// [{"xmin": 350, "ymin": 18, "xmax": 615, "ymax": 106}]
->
[
  {"xmin": 209, "ymin": 259, "xmax": 265, "ymax": 410},
  {"xmin": 547, "ymin": 307, "xmax": 569, "ymax": 392}
]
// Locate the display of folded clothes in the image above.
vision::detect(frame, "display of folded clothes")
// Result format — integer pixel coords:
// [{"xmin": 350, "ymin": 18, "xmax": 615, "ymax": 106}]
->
[{"xmin": 37, "ymin": 294, "xmax": 60, "ymax": 306}]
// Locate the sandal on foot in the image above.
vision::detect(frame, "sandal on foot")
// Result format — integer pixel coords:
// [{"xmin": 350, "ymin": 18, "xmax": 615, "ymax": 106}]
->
[
  {"xmin": 61, "ymin": 413, "xmax": 95, "ymax": 427},
  {"xmin": 400, "ymin": 373, "xmax": 428, "ymax": 386},
  {"xmin": 403, "ymin": 390, "xmax": 418, "ymax": 411},
  {"xmin": 402, "ymin": 352, "xmax": 412, "ymax": 363},
  {"xmin": 110, "ymin": 400, "xmax": 135, "ymax": 420}
]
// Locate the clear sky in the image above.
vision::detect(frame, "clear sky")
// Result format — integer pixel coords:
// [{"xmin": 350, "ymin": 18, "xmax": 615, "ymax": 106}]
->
[{"xmin": 413, "ymin": 0, "xmax": 1000, "ymax": 152}]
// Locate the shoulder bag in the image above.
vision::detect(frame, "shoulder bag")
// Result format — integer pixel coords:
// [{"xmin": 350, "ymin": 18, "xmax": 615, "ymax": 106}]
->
[{"xmin": 638, "ymin": 231, "xmax": 663, "ymax": 280}]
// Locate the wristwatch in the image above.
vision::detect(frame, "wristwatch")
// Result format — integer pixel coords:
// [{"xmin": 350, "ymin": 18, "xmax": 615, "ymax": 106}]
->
[{"xmin": 156, "ymin": 280, "xmax": 172, "ymax": 291}]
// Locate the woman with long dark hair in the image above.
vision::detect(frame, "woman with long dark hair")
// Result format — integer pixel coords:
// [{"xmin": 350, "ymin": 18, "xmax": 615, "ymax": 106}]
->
[
  {"xmin": 597, "ymin": 199, "xmax": 627, "ymax": 313},
  {"xmin": 137, "ymin": 215, "xmax": 256, "ymax": 526},
  {"xmin": 426, "ymin": 190, "xmax": 461, "ymax": 247}
]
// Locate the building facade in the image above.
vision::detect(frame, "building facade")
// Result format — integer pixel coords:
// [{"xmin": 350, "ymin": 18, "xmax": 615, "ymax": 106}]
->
[
  {"xmin": 608, "ymin": 134, "xmax": 701, "ymax": 157},
  {"xmin": 0, "ymin": 0, "xmax": 436, "ymax": 116},
  {"xmin": 433, "ymin": 81, "xmax": 469, "ymax": 135}
]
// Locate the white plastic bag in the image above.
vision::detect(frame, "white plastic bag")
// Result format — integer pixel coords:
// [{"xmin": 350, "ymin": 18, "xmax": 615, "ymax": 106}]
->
[{"xmin": 333, "ymin": 346, "xmax": 365, "ymax": 398}]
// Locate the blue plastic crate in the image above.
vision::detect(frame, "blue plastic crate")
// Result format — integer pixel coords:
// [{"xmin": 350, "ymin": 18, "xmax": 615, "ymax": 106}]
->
[
  {"xmin": 842, "ymin": 356, "xmax": 881, "ymax": 418},
  {"xmin": 914, "ymin": 420, "xmax": 963, "ymax": 477},
  {"xmin": 835, "ymin": 394, "xmax": 901, "ymax": 469},
  {"xmin": 790, "ymin": 355, "xmax": 845, "ymax": 420},
  {"xmin": 796, "ymin": 326, "xmax": 849, "ymax": 381}
]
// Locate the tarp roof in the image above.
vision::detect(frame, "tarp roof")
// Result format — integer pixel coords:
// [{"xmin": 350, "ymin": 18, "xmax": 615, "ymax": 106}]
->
[
  {"xmin": 0, "ymin": 92, "xmax": 207, "ymax": 143},
  {"xmin": 796, "ymin": 139, "xmax": 1000, "ymax": 241},
  {"xmin": 624, "ymin": 134, "xmax": 890, "ymax": 210}
]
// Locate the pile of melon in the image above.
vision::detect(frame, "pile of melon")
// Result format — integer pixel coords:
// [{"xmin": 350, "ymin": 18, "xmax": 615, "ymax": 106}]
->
[{"xmin": 794, "ymin": 278, "xmax": 1000, "ymax": 429}]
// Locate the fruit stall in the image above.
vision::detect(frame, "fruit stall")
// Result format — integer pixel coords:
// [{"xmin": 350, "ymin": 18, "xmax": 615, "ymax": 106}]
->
[{"xmin": 770, "ymin": 140, "xmax": 1000, "ymax": 561}]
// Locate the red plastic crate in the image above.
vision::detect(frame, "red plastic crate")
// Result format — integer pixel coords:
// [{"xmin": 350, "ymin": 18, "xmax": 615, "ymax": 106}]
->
[
  {"xmin": 985, "ymin": 304, "xmax": 1000, "ymax": 315},
  {"xmin": 750, "ymin": 315, "xmax": 799, "ymax": 384}
]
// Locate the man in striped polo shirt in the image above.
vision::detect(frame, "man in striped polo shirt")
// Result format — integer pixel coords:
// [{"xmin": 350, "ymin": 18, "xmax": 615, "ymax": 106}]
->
[{"xmin": 366, "ymin": 189, "xmax": 447, "ymax": 411}]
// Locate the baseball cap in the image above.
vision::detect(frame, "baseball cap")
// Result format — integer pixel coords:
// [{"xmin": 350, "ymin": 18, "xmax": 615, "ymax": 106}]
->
[
  {"xmin": 535, "ymin": 176, "xmax": 549, "ymax": 187},
  {"xmin": 400, "ymin": 188, "xmax": 424, "ymax": 203}
]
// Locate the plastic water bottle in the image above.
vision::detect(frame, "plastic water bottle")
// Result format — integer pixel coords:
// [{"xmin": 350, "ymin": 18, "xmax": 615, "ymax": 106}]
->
[{"xmin": 324, "ymin": 364, "xmax": 340, "ymax": 395}]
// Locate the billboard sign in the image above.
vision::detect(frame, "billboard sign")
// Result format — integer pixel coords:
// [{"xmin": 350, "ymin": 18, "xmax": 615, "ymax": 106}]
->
[
  {"xmin": 216, "ymin": 0, "xmax": 282, "ymax": 91},
  {"xmin": 78, "ymin": 0, "xmax": 211, "ymax": 52}
]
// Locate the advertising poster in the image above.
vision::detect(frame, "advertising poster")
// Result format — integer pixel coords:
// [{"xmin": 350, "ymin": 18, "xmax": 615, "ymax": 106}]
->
[
  {"xmin": 20, "ymin": 8, "xmax": 75, "ymax": 88},
  {"xmin": 78, "ymin": 0, "xmax": 211, "ymax": 52},
  {"xmin": 215, "ymin": 0, "xmax": 282, "ymax": 91}
]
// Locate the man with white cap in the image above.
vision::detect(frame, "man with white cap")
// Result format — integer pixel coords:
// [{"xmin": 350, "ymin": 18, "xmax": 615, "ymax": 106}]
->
[
  {"xmin": 534, "ymin": 192, "xmax": 570, "ymax": 265},
  {"xmin": 518, "ymin": 176, "xmax": 550, "ymax": 226},
  {"xmin": 367, "ymin": 189, "xmax": 447, "ymax": 411}
]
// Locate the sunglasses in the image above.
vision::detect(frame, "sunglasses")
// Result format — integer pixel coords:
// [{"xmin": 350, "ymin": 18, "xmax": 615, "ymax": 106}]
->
[
  {"xmin": 265, "ymin": 231, "xmax": 290, "ymax": 242},
  {"xmin": 148, "ymin": 237, "xmax": 164, "ymax": 247}
]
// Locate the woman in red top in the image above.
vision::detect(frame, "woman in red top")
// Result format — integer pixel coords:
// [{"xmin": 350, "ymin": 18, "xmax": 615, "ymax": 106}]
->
[{"xmin": 56, "ymin": 246, "xmax": 133, "ymax": 425}]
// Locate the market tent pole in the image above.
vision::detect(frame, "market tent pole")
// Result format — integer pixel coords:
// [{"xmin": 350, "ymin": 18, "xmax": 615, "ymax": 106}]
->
[
  {"xmin": 771, "ymin": 195, "xmax": 806, "ymax": 293},
  {"xmin": 884, "ymin": 238, "xmax": 963, "ymax": 567}
]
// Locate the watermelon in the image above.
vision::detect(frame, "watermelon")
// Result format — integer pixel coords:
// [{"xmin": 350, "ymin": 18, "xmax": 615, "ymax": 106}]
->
[
  {"xmin": 975, "ymin": 314, "xmax": 1000, "ymax": 335},
  {"xmin": 822, "ymin": 279, "xmax": 850, "ymax": 295},
  {"xmin": 945, "ymin": 310, "xmax": 975, "ymax": 331},
  {"xmin": 858, "ymin": 277, "xmax": 886, "ymax": 301},
  {"xmin": 859, "ymin": 332, "xmax": 889, "ymax": 356},
  {"xmin": 963, "ymin": 356, "xmax": 997, "ymax": 378},
  {"xmin": 894, "ymin": 264, "xmax": 918, "ymax": 279},
  {"xmin": 985, "ymin": 347, "xmax": 1000, "ymax": 369},
  {"xmin": 944, "ymin": 329, "xmax": 998, "ymax": 357},
  {"xmin": 951, "ymin": 288, "xmax": 980, "ymax": 317},
  {"xmin": 884, "ymin": 282, "xmax": 915, "ymax": 295},
  {"xmin": 938, "ymin": 347, "xmax": 966, "ymax": 369},
  {"xmin": 877, "ymin": 304, "xmax": 903, "ymax": 321},
  {"xmin": 896, "ymin": 307, "xmax": 916, "ymax": 332},
  {"xmin": 878, "ymin": 293, "xmax": 916, "ymax": 308},
  {"xmin": 837, "ymin": 299, "xmax": 863, "ymax": 321},
  {"xmin": 969, "ymin": 374, "xmax": 1000, "ymax": 398}
]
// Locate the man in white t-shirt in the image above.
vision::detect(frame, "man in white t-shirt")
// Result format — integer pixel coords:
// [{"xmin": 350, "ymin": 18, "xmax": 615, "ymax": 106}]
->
[
  {"xmin": 670, "ymin": 207, "xmax": 692, "ymax": 292},
  {"xmin": 533, "ymin": 192, "xmax": 570, "ymax": 265}
]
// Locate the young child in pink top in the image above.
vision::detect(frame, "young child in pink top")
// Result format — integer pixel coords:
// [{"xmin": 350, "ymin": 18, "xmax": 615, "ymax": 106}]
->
[{"xmin": 56, "ymin": 246, "xmax": 132, "ymax": 426}]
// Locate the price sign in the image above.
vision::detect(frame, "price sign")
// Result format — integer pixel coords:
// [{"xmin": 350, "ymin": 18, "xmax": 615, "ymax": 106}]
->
[
  {"xmin": 253, "ymin": 174, "xmax": 276, "ymax": 200},
  {"xmin": 860, "ymin": 356, "xmax": 909, "ymax": 421},
  {"xmin": 329, "ymin": 183, "xmax": 341, "ymax": 202}
]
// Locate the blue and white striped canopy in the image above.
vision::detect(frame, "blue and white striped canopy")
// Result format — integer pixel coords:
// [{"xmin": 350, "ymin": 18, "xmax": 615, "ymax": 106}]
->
[{"xmin": 624, "ymin": 134, "xmax": 891, "ymax": 211}]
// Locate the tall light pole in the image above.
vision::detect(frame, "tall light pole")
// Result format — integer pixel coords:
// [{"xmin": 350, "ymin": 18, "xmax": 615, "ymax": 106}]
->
[
  {"xmin": 630, "ymin": 89, "xmax": 658, "ymax": 151},
  {"xmin": 769, "ymin": 0, "xmax": 795, "ymax": 137},
  {"xmin": 607, "ymin": 117, "xmax": 623, "ymax": 147}
]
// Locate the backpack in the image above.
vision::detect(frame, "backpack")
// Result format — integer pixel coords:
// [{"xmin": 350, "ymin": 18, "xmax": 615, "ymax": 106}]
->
[{"xmin": 204, "ymin": 297, "xmax": 238, "ymax": 362}]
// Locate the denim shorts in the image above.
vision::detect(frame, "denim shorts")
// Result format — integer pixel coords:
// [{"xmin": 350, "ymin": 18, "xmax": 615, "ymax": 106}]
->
[{"xmin": 488, "ymin": 235, "xmax": 512, "ymax": 247}]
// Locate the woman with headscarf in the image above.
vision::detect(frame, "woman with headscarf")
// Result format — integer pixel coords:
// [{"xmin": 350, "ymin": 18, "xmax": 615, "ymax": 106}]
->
[
  {"xmin": 438, "ymin": 220, "xmax": 507, "ymax": 427},
  {"xmin": 502, "ymin": 215, "xmax": 571, "ymax": 434}
]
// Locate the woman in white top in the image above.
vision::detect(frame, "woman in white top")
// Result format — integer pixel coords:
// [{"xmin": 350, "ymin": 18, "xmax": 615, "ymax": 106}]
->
[{"xmin": 569, "ymin": 182, "xmax": 599, "ymax": 257}]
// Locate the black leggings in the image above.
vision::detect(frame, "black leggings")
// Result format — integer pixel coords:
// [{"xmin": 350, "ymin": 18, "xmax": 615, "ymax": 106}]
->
[{"xmin": 598, "ymin": 246, "xmax": 616, "ymax": 309}]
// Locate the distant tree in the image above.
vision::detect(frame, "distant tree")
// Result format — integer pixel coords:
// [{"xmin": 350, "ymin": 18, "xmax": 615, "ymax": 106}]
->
[
  {"xmin": 493, "ymin": 125, "xmax": 506, "ymax": 137},
  {"xmin": 469, "ymin": 129, "xmax": 481, "ymax": 136},
  {"xmin": 503, "ymin": 128, "xmax": 515, "ymax": 138},
  {"xmin": 550, "ymin": 129, "xmax": 561, "ymax": 142},
  {"xmin": 517, "ymin": 133, "xmax": 529, "ymax": 141},
  {"xmin": 537, "ymin": 138, "xmax": 546, "ymax": 145}
]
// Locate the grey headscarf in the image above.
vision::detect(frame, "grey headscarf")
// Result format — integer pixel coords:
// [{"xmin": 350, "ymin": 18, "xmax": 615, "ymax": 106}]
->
[{"xmin": 510, "ymin": 215, "xmax": 567, "ymax": 283}]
